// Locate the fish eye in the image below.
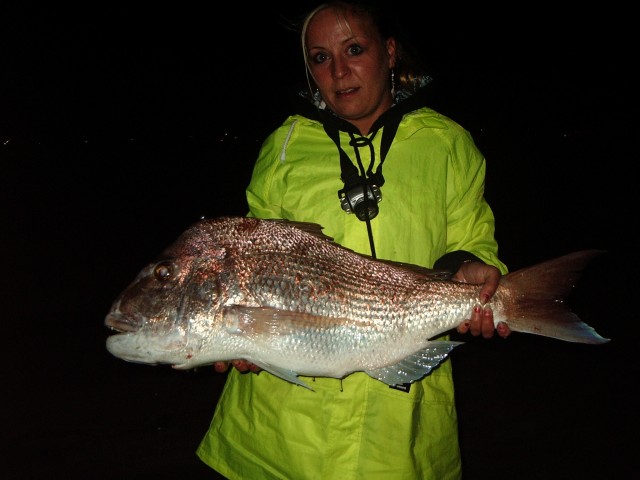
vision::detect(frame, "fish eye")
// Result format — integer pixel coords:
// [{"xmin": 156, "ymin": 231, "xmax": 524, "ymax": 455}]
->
[{"xmin": 154, "ymin": 262, "xmax": 173, "ymax": 281}]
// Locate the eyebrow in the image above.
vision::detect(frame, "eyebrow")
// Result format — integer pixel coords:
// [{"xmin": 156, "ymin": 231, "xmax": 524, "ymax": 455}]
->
[{"xmin": 308, "ymin": 34, "xmax": 367, "ymax": 51}]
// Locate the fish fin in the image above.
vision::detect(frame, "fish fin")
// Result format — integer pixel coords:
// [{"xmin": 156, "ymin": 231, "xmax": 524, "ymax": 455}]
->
[
  {"xmin": 500, "ymin": 250, "xmax": 610, "ymax": 344},
  {"xmin": 249, "ymin": 360, "xmax": 313, "ymax": 390},
  {"xmin": 365, "ymin": 341, "xmax": 463, "ymax": 386}
]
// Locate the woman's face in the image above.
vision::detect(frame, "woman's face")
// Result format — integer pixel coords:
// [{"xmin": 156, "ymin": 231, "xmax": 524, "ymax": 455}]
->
[{"xmin": 305, "ymin": 7, "xmax": 396, "ymax": 135}]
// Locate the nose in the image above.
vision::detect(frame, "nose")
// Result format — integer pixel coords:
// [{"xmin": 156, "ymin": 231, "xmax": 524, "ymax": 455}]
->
[{"xmin": 332, "ymin": 57, "xmax": 349, "ymax": 79}]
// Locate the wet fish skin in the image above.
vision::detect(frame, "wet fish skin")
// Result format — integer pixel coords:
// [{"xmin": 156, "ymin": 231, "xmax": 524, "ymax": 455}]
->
[{"xmin": 105, "ymin": 216, "xmax": 609, "ymax": 389}]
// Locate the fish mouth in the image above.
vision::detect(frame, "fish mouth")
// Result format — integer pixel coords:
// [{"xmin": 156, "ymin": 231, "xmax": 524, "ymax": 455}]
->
[
  {"xmin": 104, "ymin": 312, "xmax": 143, "ymax": 333},
  {"xmin": 105, "ymin": 310, "xmax": 191, "ymax": 366}
]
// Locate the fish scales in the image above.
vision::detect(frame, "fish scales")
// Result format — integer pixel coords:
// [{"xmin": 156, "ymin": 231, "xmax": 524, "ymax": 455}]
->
[
  {"xmin": 105, "ymin": 216, "xmax": 609, "ymax": 388},
  {"xmin": 239, "ymin": 250, "xmax": 469, "ymax": 346}
]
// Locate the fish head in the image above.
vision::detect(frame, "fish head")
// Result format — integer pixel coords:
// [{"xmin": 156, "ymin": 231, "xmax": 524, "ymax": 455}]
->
[{"xmin": 105, "ymin": 222, "xmax": 231, "ymax": 368}]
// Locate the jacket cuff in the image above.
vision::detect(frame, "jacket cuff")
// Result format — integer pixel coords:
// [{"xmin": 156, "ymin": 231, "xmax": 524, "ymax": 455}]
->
[{"xmin": 433, "ymin": 250, "xmax": 483, "ymax": 274}]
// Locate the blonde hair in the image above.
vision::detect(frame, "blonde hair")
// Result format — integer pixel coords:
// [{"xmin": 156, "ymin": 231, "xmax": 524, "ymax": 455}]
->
[{"xmin": 298, "ymin": 1, "xmax": 429, "ymax": 101}]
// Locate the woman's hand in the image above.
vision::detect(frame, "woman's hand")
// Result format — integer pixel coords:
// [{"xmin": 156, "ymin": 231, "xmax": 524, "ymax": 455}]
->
[
  {"xmin": 452, "ymin": 261, "xmax": 511, "ymax": 339},
  {"xmin": 213, "ymin": 360, "xmax": 262, "ymax": 373}
]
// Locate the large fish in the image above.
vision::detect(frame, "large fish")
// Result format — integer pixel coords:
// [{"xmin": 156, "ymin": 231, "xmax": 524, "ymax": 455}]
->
[{"xmin": 105, "ymin": 216, "xmax": 609, "ymax": 389}]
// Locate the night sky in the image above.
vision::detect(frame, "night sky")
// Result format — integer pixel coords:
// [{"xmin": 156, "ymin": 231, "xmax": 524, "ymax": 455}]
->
[{"xmin": 2, "ymin": 3, "xmax": 636, "ymax": 479}]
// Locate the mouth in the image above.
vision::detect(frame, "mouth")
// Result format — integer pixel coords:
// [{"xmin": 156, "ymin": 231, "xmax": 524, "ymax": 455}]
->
[
  {"xmin": 104, "ymin": 312, "xmax": 143, "ymax": 333},
  {"xmin": 336, "ymin": 87, "xmax": 359, "ymax": 96}
]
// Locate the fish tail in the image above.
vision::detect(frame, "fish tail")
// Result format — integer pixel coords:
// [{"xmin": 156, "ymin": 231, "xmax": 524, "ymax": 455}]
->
[{"xmin": 499, "ymin": 250, "xmax": 609, "ymax": 344}]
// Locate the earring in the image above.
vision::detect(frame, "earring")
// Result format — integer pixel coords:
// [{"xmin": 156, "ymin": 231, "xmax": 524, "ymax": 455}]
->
[
  {"xmin": 391, "ymin": 69, "xmax": 396, "ymax": 97},
  {"xmin": 312, "ymin": 89, "xmax": 327, "ymax": 109}
]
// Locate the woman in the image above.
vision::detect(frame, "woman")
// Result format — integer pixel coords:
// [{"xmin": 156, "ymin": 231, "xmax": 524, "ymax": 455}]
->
[{"xmin": 197, "ymin": 2, "xmax": 510, "ymax": 478}]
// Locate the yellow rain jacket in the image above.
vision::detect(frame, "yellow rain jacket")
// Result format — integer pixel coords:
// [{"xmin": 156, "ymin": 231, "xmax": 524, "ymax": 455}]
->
[{"xmin": 197, "ymin": 89, "xmax": 507, "ymax": 479}]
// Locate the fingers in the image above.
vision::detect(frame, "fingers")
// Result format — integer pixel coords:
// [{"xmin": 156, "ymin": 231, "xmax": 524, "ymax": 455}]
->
[
  {"xmin": 213, "ymin": 360, "xmax": 260, "ymax": 373},
  {"xmin": 232, "ymin": 360, "xmax": 261, "ymax": 373},
  {"xmin": 496, "ymin": 321, "xmax": 511, "ymax": 338},
  {"xmin": 457, "ymin": 304, "xmax": 510, "ymax": 339},
  {"xmin": 457, "ymin": 304, "xmax": 479, "ymax": 335},
  {"xmin": 471, "ymin": 304, "xmax": 494, "ymax": 339},
  {"xmin": 480, "ymin": 305, "xmax": 495, "ymax": 338},
  {"xmin": 479, "ymin": 274, "xmax": 500, "ymax": 305},
  {"xmin": 213, "ymin": 361, "xmax": 230, "ymax": 373}
]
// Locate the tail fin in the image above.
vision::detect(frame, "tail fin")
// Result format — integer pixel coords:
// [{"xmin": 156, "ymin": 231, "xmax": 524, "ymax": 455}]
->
[{"xmin": 500, "ymin": 250, "xmax": 609, "ymax": 344}]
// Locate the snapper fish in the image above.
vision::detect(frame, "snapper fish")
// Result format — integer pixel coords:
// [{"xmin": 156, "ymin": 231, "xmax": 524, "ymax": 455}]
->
[{"xmin": 104, "ymin": 216, "xmax": 609, "ymax": 389}]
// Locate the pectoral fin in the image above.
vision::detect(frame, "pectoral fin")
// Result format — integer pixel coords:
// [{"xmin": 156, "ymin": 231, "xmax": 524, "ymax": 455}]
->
[
  {"xmin": 249, "ymin": 360, "xmax": 313, "ymax": 390},
  {"xmin": 365, "ymin": 341, "xmax": 463, "ymax": 386}
]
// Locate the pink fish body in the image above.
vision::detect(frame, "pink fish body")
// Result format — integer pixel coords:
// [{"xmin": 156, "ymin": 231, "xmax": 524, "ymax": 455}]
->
[{"xmin": 105, "ymin": 217, "xmax": 608, "ymax": 388}]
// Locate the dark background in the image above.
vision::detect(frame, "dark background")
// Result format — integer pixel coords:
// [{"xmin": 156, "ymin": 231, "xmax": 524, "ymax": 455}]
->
[{"xmin": 1, "ymin": 2, "xmax": 636, "ymax": 479}]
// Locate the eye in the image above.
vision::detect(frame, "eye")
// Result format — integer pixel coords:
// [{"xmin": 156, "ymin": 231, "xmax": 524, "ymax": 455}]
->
[
  {"xmin": 347, "ymin": 44, "xmax": 364, "ymax": 56},
  {"xmin": 154, "ymin": 262, "xmax": 173, "ymax": 281},
  {"xmin": 311, "ymin": 52, "xmax": 328, "ymax": 64}
]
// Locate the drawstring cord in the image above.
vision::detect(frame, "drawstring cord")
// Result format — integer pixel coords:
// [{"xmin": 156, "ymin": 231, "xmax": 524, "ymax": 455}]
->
[{"xmin": 348, "ymin": 132, "xmax": 378, "ymax": 258}]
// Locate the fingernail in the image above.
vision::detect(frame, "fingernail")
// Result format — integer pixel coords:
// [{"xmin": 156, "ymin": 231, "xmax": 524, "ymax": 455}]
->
[{"xmin": 474, "ymin": 304, "xmax": 481, "ymax": 313}]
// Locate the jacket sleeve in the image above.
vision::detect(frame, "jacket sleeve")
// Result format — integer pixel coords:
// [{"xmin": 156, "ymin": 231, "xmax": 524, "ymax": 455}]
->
[
  {"xmin": 245, "ymin": 127, "xmax": 286, "ymax": 219},
  {"xmin": 433, "ymin": 250, "xmax": 483, "ymax": 273},
  {"xmin": 440, "ymin": 128, "xmax": 508, "ymax": 274}
]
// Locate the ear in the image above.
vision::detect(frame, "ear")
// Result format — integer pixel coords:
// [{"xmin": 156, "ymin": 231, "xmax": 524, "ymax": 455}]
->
[{"xmin": 386, "ymin": 37, "xmax": 397, "ymax": 69}]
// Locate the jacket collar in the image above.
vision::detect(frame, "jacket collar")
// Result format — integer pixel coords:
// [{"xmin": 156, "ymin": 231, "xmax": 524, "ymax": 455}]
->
[{"xmin": 294, "ymin": 80, "xmax": 433, "ymax": 135}]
